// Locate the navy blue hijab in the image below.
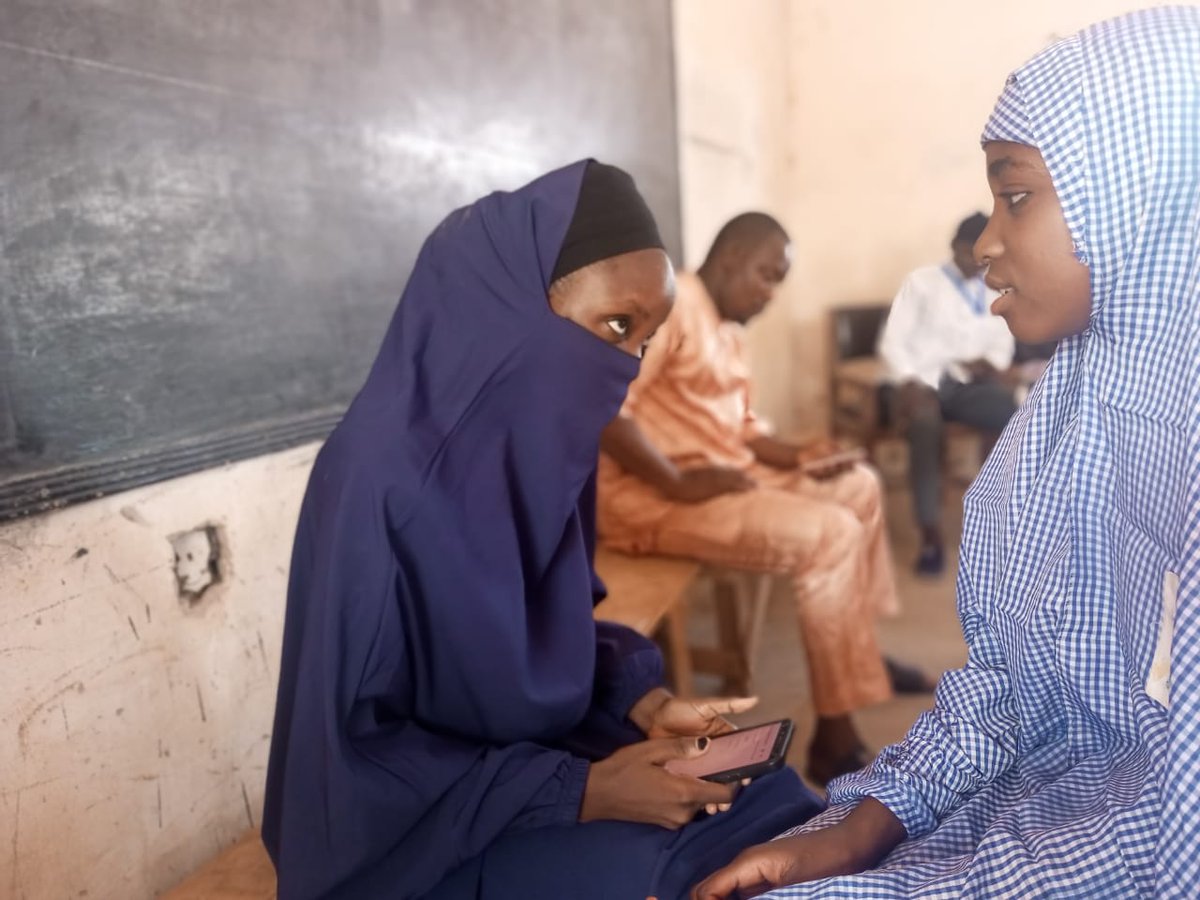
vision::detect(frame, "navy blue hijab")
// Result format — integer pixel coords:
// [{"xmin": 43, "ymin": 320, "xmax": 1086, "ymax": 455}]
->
[{"xmin": 262, "ymin": 161, "xmax": 668, "ymax": 898}]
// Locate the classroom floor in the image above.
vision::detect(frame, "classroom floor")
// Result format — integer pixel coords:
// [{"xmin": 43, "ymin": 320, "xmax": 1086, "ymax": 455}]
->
[{"xmin": 688, "ymin": 481, "xmax": 970, "ymax": 791}]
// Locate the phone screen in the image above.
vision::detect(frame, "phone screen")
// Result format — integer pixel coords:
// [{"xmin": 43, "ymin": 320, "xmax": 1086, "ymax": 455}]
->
[{"xmin": 664, "ymin": 721, "xmax": 783, "ymax": 779}]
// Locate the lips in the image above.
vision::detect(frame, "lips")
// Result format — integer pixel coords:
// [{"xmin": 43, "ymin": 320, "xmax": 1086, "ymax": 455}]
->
[{"xmin": 990, "ymin": 286, "xmax": 1016, "ymax": 316}]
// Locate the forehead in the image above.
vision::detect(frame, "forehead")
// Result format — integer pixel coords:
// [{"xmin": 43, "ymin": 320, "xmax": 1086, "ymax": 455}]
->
[
  {"xmin": 745, "ymin": 233, "xmax": 792, "ymax": 266},
  {"xmin": 985, "ymin": 141, "xmax": 1048, "ymax": 179}
]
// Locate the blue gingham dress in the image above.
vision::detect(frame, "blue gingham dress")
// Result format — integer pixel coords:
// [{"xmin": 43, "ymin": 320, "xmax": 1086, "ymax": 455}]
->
[{"xmin": 764, "ymin": 8, "xmax": 1200, "ymax": 898}]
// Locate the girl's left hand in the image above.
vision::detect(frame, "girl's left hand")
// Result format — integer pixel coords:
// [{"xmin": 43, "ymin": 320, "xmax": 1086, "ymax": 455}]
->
[{"xmin": 630, "ymin": 687, "xmax": 758, "ymax": 740}]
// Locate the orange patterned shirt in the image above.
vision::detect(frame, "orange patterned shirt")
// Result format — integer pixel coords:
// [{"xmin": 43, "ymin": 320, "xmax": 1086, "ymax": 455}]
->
[{"xmin": 614, "ymin": 271, "xmax": 768, "ymax": 471}]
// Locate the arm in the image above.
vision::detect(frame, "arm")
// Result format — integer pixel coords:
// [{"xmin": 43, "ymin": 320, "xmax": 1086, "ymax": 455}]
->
[
  {"xmin": 600, "ymin": 415, "xmax": 755, "ymax": 502},
  {"xmin": 601, "ymin": 413, "xmax": 685, "ymax": 496},
  {"xmin": 557, "ymin": 619, "xmax": 667, "ymax": 759},
  {"xmin": 878, "ymin": 276, "xmax": 940, "ymax": 389},
  {"xmin": 747, "ymin": 433, "xmax": 800, "ymax": 470},
  {"xmin": 692, "ymin": 561, "xmax": 1022, "ymax": 897}
]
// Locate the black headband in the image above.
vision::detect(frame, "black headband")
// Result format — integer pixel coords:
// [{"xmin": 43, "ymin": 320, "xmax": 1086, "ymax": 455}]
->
[{"xmin": 551, "ymin": 160, "xmax": 665, "ymax": 283}]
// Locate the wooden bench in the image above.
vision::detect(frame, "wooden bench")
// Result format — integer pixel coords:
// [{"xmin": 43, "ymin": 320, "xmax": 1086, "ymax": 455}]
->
[
  {"xmin": 160, "ymin": 830, "xmax": 275, "ymax": 900},
  {"xmin": 594, "ymin": 546, "xmax": 774, "ymax": 697},
  {"xmin": 593, "ymin": 545, "xmax": 700, "ymax": 692},
  {"xmin": 165, "ymin": 549, "xmax": 772, "ymax": 899}
]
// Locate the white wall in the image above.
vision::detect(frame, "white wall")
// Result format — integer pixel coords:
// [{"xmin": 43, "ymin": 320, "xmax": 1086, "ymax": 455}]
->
[
  {"xmin": 673, "ymin": 0, "xmax": 798, "ymax": 432},
  {"xmin": 675, "ymin": 0, "xmax": 1172, "ymax": 433},
  {"xmin": 1, "ymin": 444, "xmax": 316, "ymax": 899}
]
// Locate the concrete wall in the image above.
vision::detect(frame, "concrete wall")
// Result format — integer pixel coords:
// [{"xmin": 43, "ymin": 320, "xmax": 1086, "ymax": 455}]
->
[
  {"xmin": 675, "ymin": 0, "xmax": 1169, "ymax": 433},
  {"xmin": 1, "ymin": 444, "xmax": 316, "ymax": 899}
]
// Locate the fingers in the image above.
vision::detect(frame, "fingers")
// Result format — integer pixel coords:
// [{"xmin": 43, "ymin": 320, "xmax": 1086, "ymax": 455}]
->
[
  {"xmin": 693, "ymin": 695, "xmax": 759, "ymax": 718},
  {"xmin": 688, "ymin": 778, "xmax": 738, "ymax": 806},
  {"xmin": 692, "ymin": 860, "xmax": 763, "ymax": 900},
  {"xmin": 642, "ymin": 734, "xmax": 711, "ymax": 765}
]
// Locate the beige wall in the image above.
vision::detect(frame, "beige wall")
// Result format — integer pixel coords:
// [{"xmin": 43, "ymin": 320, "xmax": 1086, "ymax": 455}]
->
[
  {"xmin": 675, "ymin": 0, "xmax": 1171, "ymax": 433},
  {"xmin": 1, "ymin": 444, "xmax": 316, "ymax": 899},
  {"xmin": 673, "ymin": 0, "xmax": 798, "ymax": 432}
]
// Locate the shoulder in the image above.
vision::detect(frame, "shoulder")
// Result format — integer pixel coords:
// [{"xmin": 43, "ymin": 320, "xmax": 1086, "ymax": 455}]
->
[{"xmin": 905, "ymin": 265, "xmax": 946, "ymax": 289}]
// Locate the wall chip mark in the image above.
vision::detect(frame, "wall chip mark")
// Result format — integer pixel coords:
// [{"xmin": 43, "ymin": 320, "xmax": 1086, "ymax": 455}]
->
[
  {"xmin": 60, "ymin": 704, "xmax": 69, "ymax": 737},
  {"xmin": 120, "ymin": 505, "xmax": 149, "ymax": 526},
  {"xmin": 195, "ymin": 684, "xmax": 207, "ymax": 723},
  {"xmin": 145, "ymin": 603, "xmax": 152, "ymax": 623},
  {"xmin": 157, "ymin": 781, "xmax": 163, "ymax": 829},
  {"xmin": 126, "ymin": 616, "xmax": 140, "ymax": 641},
  {"xmin": 241, "ymin": 780, "xmax": 254, "ymax": 828},
  {"xmin": 71, "ymin": 547, "xmax": 88, "ymax": 560},
  {"xmin": 256, "ymin": 631, "xmax": 269, "ymax": 671}
]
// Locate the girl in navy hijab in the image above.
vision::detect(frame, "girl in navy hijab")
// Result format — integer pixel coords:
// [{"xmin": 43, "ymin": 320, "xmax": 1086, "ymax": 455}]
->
[{"xmin": 262, "ymin": 160, "xmax": 821, "ymax": 899}]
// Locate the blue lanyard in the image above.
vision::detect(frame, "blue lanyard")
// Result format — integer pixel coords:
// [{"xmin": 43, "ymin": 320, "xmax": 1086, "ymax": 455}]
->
[{"xmin": 941, "ymin": 263, "xmax": 987, "ymax": 315}]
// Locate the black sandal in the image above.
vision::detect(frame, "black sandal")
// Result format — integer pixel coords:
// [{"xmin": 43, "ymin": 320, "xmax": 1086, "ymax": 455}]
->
[{"xmin": 885, "ymin": 656, "xmax": 937, "ymax": 694}]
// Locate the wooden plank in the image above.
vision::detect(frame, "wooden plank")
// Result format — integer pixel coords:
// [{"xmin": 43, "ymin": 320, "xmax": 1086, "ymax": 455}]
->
[
  {"xmin": 160, "ymin": 831, "xmax": 276, "ymax": 900},
  {"xmin": 593, "ymin": 547, "xmax": 699, "ymax": 636}
]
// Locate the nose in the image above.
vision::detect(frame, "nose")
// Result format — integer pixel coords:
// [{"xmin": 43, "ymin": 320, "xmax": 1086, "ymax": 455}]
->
[{"xmin": 974, "ymin": 217, "xmax": 1001, "ymax": 268}]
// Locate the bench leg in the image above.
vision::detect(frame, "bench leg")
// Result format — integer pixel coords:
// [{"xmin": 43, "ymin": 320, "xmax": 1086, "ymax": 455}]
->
[
  {"xmin": 740, "ymin": 574, "xmax": 773, "ymax": 687},
  {"xmin": 713, "ymin": 579, "xmax": 750, "ymax": 696},
  {"xmin": 664, "ymin": 601, "xmax": 694, "ymax": 697}
]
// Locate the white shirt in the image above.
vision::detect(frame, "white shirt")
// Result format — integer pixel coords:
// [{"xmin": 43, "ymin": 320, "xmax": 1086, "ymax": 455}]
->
[{"xmin": 878, "ymin": 263, "xmax": 1015, "ymax": 388}]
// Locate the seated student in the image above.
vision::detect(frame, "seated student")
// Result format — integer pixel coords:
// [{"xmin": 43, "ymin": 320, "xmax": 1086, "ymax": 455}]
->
[
  {"xmin": 261, "ymin": 160, "xmax": 822, "ymax": 900},
  {"xmin": 877, "ymin": 213, "xmax": 1018, "ymax": 575},
  {"xmin": 694, "ymin": 7, "xmax": 1200, "ymax": 897},
  {"xmin": 598, "ymin": 213, "xmax": 933, "ymax": 787}
]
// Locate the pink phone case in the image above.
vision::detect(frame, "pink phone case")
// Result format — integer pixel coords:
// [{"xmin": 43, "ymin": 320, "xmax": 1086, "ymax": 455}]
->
[{"xmin": 664, "ymin": 719, "xmax": 793, "ymax": 783}]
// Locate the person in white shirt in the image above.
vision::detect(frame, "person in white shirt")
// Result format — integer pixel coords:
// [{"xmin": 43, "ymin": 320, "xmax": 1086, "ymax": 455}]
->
[{"xmin": 878, "ymin": 213, "xmax": 1017, "ymax": 575}]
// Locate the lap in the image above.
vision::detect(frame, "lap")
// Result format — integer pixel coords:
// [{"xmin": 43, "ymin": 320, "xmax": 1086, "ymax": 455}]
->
[
  {"xmin": 428, "ymin": 768, "xmax": 822, "ymax": 900},
  {"xmin": 651, "ymin": 478, "xmax": 865, "ymax": 572}
]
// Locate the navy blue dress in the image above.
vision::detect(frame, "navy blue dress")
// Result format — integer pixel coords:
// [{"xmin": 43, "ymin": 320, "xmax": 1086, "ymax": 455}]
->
[{"xmin": 261, "ymin": 160, "xmax": 822, "ymax": 900}]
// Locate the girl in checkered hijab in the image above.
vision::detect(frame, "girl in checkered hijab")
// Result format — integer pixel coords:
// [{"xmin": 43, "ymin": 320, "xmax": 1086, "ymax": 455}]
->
[{"xmin": 695, "ymin": 7, "xmax": 1200, "ymax": 898}]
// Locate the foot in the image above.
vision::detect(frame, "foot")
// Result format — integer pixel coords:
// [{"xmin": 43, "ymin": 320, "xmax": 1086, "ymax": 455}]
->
[
  {"xmin": 805, "ymin": 744, "xmax": 871, "ymax": 787},
  {"xmin": 884, "ymin": 656, "xmax": 937, "ymax": 694},
  {"xmin": 914, "ymin": 541, "xmax": 944, "ymax": 576}
]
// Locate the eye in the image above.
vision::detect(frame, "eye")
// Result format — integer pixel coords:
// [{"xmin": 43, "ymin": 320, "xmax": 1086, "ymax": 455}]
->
[
  {"xmin": 1003, "ymin": 191, "xmax": 1030, "ymax": 210},
  {"xmin": 604, "ymin": 316, "xmax": 631, "ymax": 339}
]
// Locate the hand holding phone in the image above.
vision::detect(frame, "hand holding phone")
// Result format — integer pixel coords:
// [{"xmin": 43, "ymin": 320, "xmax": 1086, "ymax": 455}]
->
[
  {"xmin": 664, "ymin": 719, "xmax": 794, "ymax": 784},
  {"xmin": 799, "ymin": 446, "xmax": 865, "ymax": 478}
]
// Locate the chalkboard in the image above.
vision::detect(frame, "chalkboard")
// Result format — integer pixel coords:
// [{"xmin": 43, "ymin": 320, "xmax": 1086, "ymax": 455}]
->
[{"xmin": 0, "ymin": 0, "xmax": 681, "ymax": 519}]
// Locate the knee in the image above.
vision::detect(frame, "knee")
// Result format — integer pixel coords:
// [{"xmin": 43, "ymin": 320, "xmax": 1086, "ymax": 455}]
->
[{"xmin": 815, "ymin": 506, "xmax": 865, "ymax": 560}]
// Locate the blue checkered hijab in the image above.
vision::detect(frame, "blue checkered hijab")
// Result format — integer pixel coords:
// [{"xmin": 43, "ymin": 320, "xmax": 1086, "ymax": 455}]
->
[{"xmin": 972, "ymin": 5, "xmax": 1200, "ymax": 884}]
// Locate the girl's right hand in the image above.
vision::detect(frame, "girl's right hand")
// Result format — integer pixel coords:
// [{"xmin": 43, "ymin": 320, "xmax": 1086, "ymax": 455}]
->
[{"xmin": 579, "ymin": 736, "xmax": 737, "ymax": 829}]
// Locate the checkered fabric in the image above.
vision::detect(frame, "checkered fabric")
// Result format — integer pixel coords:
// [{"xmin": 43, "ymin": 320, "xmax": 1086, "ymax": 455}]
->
[{"xmin": 762, "ymin": 8, "xmax": 1200, "ymax": 898}]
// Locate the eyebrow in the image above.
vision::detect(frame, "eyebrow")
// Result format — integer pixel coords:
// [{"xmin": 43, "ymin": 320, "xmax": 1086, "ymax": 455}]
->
[
  {"xmin": 625, "ymin": 297, "xmax": 651, "ymax": 319},
  {"xmin": 987, "ymin": 156, "xmax": 1038, "ymax": 179}
]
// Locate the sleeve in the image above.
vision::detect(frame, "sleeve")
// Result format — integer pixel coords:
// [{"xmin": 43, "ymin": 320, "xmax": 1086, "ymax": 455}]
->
[
  {"xmin": 1157, "ymin": 564, "xmax": 1200, "ymax": 891},
  {"xmin": 730, "ymin": 329, "xmax": 773, "ymax": 442},
  {"xmin": 592, "ymin": 619, "xmax": 666, "ymax": 718},
  {"xmin": 554, "ymin": 617, "xmax": 667, "ymax": 761},
  {"xmin": 318, "ymin": 718, "xmax": 592, "ymax": 899},
  {"xmin": 620, "ymin": 291, "xmax": 683, "ymax": 413},
  {"xmin": 878, "ymin": 274, "xmax": 939, "ymax": 389},
  {"xmin": 741, "ymin": 408, "xmax": 772, "ymax": 442},
  {"xmin": 822, "ymin": 562, "xmax": 1021, "ymax": 837}
]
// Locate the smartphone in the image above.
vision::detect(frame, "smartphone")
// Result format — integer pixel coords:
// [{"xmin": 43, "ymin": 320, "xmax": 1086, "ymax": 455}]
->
[
  {"xmin": 800, "ymin": 447, "xmax": 866, "ymax": 474},
  {"xmin": 663, "ymin": 719, "xmax": 794, "ymax": 784}
]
